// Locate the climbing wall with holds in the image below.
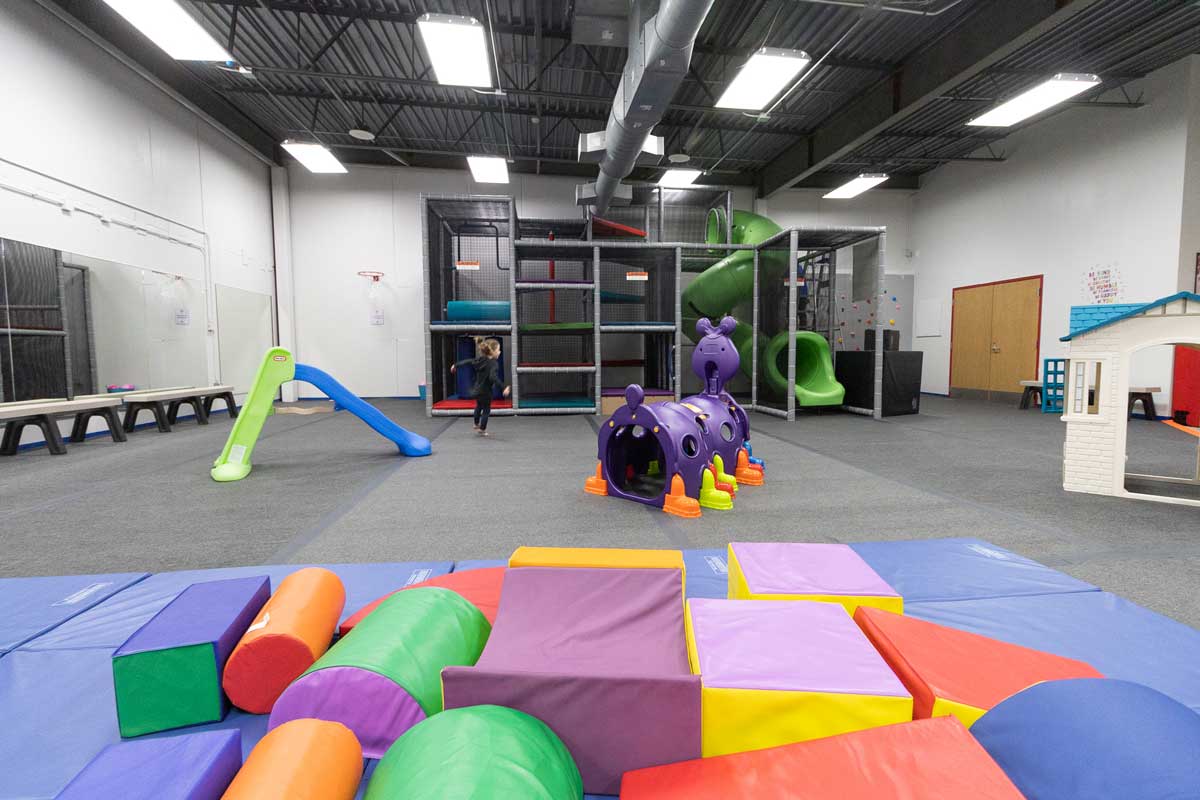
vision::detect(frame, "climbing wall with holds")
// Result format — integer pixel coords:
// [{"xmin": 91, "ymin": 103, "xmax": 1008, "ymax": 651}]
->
[{"xmin": 834, "ymin": 274, "xmax": 913, "ymax": 352}]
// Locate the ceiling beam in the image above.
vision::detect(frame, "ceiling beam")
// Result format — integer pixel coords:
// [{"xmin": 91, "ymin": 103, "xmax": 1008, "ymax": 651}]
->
[
  {"xmin": 189, "ymin": 1, "xmax": 895, "ymax": 71},
  {"xmin": 217, "ymin": 83, "xmax": 808, "ymax": 136},
  {"xmin": 756, "ymin": 0, "xmax": 1103, "ymax": 198}
]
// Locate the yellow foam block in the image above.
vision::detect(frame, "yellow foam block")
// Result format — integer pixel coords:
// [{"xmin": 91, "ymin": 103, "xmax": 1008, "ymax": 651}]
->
[
  {"xmin": 701, "ymin": 687, "xmax": 913, "ymax": 757},
  {"xmin": 930, "ymin": 696, "xmax": 987, "ymax": 728},
  {"xmin": 509, "ymin": 546, "xmax": 684, "ymax": 572},
  {"xmin": 727, "ymin": 544, "xmax": 904, "ymax": 615}
]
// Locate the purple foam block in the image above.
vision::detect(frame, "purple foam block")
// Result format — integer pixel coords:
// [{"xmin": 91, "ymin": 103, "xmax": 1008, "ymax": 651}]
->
[
  {"xmin": 442, "ymin": 567, "xmax": 700, "ymax": 795},
  {"xmin": 114, "ymin": 576, "xmax": 271, "ymax": 667},
  {"xmin": 56, "ymin": 729, "xmax": 241, "ymax": 800},
  {"xmin": 731, "ymin": 542, "xmax": 899, "ymax": 598},
  {"xmin": 268, "ymin": 667, "xmax": 425, "ymax": 759},
  {"xmin": 688, "ymin": 599, "xmax": 909, "ymax": 696}
]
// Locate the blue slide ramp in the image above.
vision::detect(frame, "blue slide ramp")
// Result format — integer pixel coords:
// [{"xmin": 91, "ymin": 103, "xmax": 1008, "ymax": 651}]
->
[{"xmin": 293, "ymin": 363, "xmax": 432, "ymax": 457}]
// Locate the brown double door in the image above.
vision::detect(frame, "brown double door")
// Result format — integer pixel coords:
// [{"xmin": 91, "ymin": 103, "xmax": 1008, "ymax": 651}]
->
[{"xmin": 950, "ymin": 276, "xmax": 1042, "ymax": 394}]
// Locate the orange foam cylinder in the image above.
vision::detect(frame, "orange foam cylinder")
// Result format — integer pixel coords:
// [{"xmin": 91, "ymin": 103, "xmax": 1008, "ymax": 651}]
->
[
  {"xmin": 222, "ymin": 718, "xmax": 362, "ymax": 800},
  {"xmin": 222, "ymin": 567, "xmax": 346, "ymax": 713}
]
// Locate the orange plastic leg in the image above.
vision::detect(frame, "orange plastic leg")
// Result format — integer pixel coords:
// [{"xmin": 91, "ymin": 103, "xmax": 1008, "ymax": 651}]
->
[
  {"xmin": 662, "ymin": 474, "xmax": 701, "ymax": 519},
  {"xmin": 585, "ymin": 461, "xmax": 608, "ymax": 496},
  {"xmin": 734, "ymin": 448, "xmax": 764, "ymax": 486}
]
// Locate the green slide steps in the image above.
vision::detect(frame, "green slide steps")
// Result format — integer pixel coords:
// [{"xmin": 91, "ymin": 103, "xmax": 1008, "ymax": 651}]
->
[
  {"xmin": 211, "ymin": 347, "xmax": 295, "ymax": 482},
  {"xmin": 211, "ymin": 347, "xmax": 432, "ymax": 482},
  {"xmin": 762, "ymin": 331, "xmax": 846, "ymax": 407}
]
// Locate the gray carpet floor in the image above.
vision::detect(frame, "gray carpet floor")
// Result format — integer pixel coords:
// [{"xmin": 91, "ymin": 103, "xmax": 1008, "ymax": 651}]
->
[{"xmin": 2, "ymin": 396, "xmax": 1197, "ymax": 628}]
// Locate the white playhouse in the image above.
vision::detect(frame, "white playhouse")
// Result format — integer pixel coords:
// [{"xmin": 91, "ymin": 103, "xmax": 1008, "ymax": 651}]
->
[{"xmin": 1059, "ymin": 292, "xmax": 1200, "ymax": 505}]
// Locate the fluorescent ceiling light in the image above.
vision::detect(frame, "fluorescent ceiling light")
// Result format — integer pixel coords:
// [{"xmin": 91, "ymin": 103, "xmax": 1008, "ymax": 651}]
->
[
  {"xmin": 967, "ymin": 73, "xmax": 1102, "ymax": 127},
  {"xmin": 468, "ymin": 156, "xmax": 509, "ymax": 184},
  {"xmin": 823, "ymin": 173, "xmax": 889, "ymax": 199},
  {"xmin": 417, "ymin": 14, "xmax": 493, "ymax": 88},
  {"xmin": 282, "ymin": 141, "xmax": 347, "ymax": 174},
  {"xmin": 658, "ymin": 169, "xmax": 703, "ymax": 188},
  {"xmin": 101, "ymin": 0, "xmax": 232, "ymax": 61},
  {"xmin": 716, "ymin": 47, "xmax": 812, "ymax": 110}
]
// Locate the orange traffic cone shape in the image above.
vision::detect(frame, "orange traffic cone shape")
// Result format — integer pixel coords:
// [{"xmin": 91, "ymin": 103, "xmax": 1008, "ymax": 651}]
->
[
  {"xmin": 735, "ymin": 448, "xmax": 764, "ymax": 486},
  {"xmin": 584, "ymin": 461, "xmax": 608, "ymax": 496},
  {"xmin": 662, "ymin": 474, "xmax": 701, "ymax": 519}
]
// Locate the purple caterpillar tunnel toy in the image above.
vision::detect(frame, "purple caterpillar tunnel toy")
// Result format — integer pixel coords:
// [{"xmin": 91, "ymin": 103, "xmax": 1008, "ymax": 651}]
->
[{"xmin": 585, "ymin": 316, "xmax": 765, "ymax": 518}]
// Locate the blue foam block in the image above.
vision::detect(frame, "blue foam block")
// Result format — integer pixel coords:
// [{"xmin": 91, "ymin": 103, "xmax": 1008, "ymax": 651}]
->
[
  {"xmin": 115, "ymin": 576, "xmax": 269, "ymax": 659},
  {"xmin": 682, "ymin": 549, "xmax": 728, "ymax": 599},
  {"xmin": 57, "ymin": 730, "xmax": 241, "ymax": 800},
  {"xmin": 909, "ymin": 592, "xmax": 1200, "ymax": 714},
  {"xmin": 849, "ymin": 537, "xmax": 1098, "ymax": 602},
  {"xmin": 452, "ymin": 559, "xmax": 507, "ymax": 571},
  {"xmin": 0, "ymin": 571, "xmax": 147, "ymax": 655},
  {"xmin": 970, "ymin": 679, "xmax": 1200, "ymax": 800},
  {"xmin": 20, "ymin": 562, "xmax": 451, "ymax": 652}
]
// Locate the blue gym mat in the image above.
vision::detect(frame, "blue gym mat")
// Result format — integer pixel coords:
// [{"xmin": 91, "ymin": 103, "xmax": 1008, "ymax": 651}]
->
[
  {"xmin": 452, "ymin": 558, "xmax": 507, "ymax": 571},
  {"xmin": 18, "ymin": 561, "xmax": 451, "ymax": 652},
  {"xmin": 849, "ymin": 537, "xmax": 1099, "ymax": 602},
  {"xmin": 909, "ymin": 591, "xmax": 1200, "ymax": 714},
  {"xmin": 682, "ymin": 548, "xmax": 728, "ymax": 599},
  {"xmin": 0, "ymin": 572, "xmax": 147, "ymax": 656}
]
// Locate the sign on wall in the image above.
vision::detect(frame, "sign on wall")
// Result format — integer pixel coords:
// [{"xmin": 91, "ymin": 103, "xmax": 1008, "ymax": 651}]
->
[{"xmin": 1083, "ymin": 264, "xmax": 1123, "ymax": 304}]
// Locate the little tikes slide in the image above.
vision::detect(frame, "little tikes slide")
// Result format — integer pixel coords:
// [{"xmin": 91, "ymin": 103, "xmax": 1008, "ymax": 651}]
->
[
  {"xmin": 682, "ymin": 209, "xmax": 844, "ymax": 407},
  {"xmin": 211, "ymin": 347, "xmax": 431, "ymax": 482}
]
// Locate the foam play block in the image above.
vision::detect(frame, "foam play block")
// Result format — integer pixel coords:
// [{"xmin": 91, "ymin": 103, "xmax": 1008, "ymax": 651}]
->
[
  {"xmin": 727, "ymin": 542, "xmax": 902, "ymax": 614},
  {"xmin": 56, "ymin": 729, "xmax": 241, "ymax": 799},
  {"xmin": 269, "ymin": 587, "xmax": 490, "ymax": 758},
  {"xmin": 509, "ymin": 546, "xmax": 684, "ymax": 572},
  {"xmin": 112, "ymin": 576, "xmax": 270, "ymax": 737},
  {"xmin": 223, "ymin": 719, "xmax": 362, "ymax": 800},
  {"xmin": 854, "ymin": 606, "xmax": 1102, "ymax": 726},
  {"xmin": 619, "ymin": 716, "xmax": 1025, "ymax": 799},
  {"xmin": 442, "ymin": 567, "xmax": 701, "ymax": 795},
  {"xmin": 686, "ymin": 599, "xmax": 912, "ymax": 756},
  {"xmin": 338, "ymin": 566, "xmax": 505, "ymax": 636},
  {"xmin": 364, "ymin": 706, "xmax": 582, "ymax": 799},
  {"xmin": 223, "ymin": 568, "xmax": 346, "ymax": 714}
]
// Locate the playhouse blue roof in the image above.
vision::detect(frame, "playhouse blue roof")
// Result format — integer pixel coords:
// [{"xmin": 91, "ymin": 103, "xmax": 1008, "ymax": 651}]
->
[{"xmin": 1061, "ymin": 292, "xmax": 1200, "ymax": 341}]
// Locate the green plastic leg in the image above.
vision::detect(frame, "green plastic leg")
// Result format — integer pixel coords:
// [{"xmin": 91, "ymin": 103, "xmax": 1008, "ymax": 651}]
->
[
  {"xmin": 699, "ymin": 467, "xmax": 733, "ymax": 510},
  {"xmin": 712, "ymin": 454, "xmax": 738, "ymax": 492}
]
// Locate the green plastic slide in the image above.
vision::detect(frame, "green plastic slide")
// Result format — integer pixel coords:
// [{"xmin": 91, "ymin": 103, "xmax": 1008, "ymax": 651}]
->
[
  {"xmin": 365, "ymin": 705, "xmax": 582, "ymax": 800},
  {"xmin": 681, "ymin": 208, "xmax": 845, "ymax": 407}
]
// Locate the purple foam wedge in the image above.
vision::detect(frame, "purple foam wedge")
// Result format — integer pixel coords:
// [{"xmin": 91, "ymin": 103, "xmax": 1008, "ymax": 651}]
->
[{"xmin": 443, "ymin": 566, "xmax": 701, "ymax": 795}]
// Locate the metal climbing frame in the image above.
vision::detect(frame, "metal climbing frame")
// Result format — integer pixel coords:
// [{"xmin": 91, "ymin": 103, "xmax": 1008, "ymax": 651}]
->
[{"xmin": 422, "ymin": 192, "xmax": 888, "ymax": 420}]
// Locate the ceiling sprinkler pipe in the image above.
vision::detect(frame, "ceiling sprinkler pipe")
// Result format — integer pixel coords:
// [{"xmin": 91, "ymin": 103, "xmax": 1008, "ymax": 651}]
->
[
  {"xmin": 794, "ymin": 0, "xmax": 966, "ymax": 15},
  {"xmin": 592, "ymin": 0, "xmax": 716, "ymax": 214}
]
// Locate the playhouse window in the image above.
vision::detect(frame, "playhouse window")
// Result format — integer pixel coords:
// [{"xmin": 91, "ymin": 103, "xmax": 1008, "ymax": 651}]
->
[{"xmin": 1068, "ymin": 359, "xmax": 1105, "ymax": 417}]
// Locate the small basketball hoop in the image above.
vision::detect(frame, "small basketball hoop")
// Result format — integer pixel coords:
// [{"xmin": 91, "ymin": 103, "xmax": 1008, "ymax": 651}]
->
[{"xmin": 357, "ymin": 270, "xmax": 384, "ymax": 283}]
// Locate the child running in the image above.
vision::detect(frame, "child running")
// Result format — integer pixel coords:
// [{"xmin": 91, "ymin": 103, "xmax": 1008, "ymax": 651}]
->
[{"xmin": 450, "ymin": 338, "xmax": 510, "ymax": 436}]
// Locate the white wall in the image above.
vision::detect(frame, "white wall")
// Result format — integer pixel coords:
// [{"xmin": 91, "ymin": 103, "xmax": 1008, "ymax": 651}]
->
[
  {"xmin": 0, "ymin": 2, "xmax": 274, "ymax": 442},
  {"xmin": 910, "ymin": 58, "xmax": 1195, "ymax": 398},
  {"xmin": 288, "ymin": 166, "xmax": 595, "ymax": 397}
]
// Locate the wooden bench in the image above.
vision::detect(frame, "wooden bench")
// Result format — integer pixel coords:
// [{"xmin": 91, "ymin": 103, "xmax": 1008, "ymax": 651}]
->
[
  {"xmin": 0, "ymin": 396, "xmax": 126, "ymax": 455},
  {"xmin": 1019, "ymin": 380, "xmax": 1042, "ymax": 409},
  {"xmin": 120, "ymin": 385, "xmax": 237, "ymax": 432}
]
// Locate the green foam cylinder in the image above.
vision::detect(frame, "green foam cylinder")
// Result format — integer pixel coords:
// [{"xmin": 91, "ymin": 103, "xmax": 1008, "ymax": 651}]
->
[
  {"xmin": 302, "ymin": 587, "xmax": 490, "ymax": 716},
  {"xmin": 365, "ymin": 705, "xmax": 583, "ymax": 800}
]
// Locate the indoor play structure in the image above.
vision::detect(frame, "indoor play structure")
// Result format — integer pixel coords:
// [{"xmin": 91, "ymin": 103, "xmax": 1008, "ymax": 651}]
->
[
  {"xmin": 1058, "ymin": 292, "xmax": 1200, "ymax": 506},
  {"xmin": 585, "ymin": 316, "xmax": 764, "ymax": 518},
  {"xmin": 18, "ymin": 540, "xmax": 1200, "ymax": 799},
  {"xmin": 210, "ymin": 347, "xmax": 431, "ymax": 482},
  {"xmin": 421, "ymin": 189, "xmax": 896, "ymax": 421}
]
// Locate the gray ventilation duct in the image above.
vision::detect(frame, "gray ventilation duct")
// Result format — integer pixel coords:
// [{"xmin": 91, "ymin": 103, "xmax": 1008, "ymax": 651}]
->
[{"xmin": 578, "ymin": 0, "xmax": 716, "ymax": 214}]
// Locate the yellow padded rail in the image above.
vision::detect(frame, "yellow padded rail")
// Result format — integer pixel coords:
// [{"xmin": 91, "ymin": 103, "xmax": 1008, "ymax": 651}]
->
[{"xmin": 509, "ymin": 546, "xmax": 684, "ymax": 572}]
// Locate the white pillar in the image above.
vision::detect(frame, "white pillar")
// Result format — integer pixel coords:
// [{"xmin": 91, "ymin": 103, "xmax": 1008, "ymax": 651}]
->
[{"xmin": 271, "ymin": 166, "xmax": 299, "ymax": 402}]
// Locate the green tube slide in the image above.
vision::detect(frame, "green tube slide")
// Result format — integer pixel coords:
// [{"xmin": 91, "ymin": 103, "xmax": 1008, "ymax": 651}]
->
[
  {"xmin": 681, "ymin": 209, "xmax": 845, "ymax": 407},
  {"xmin": 365, "ymin": 705, "xmax": 583, "ymax": 800}
]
